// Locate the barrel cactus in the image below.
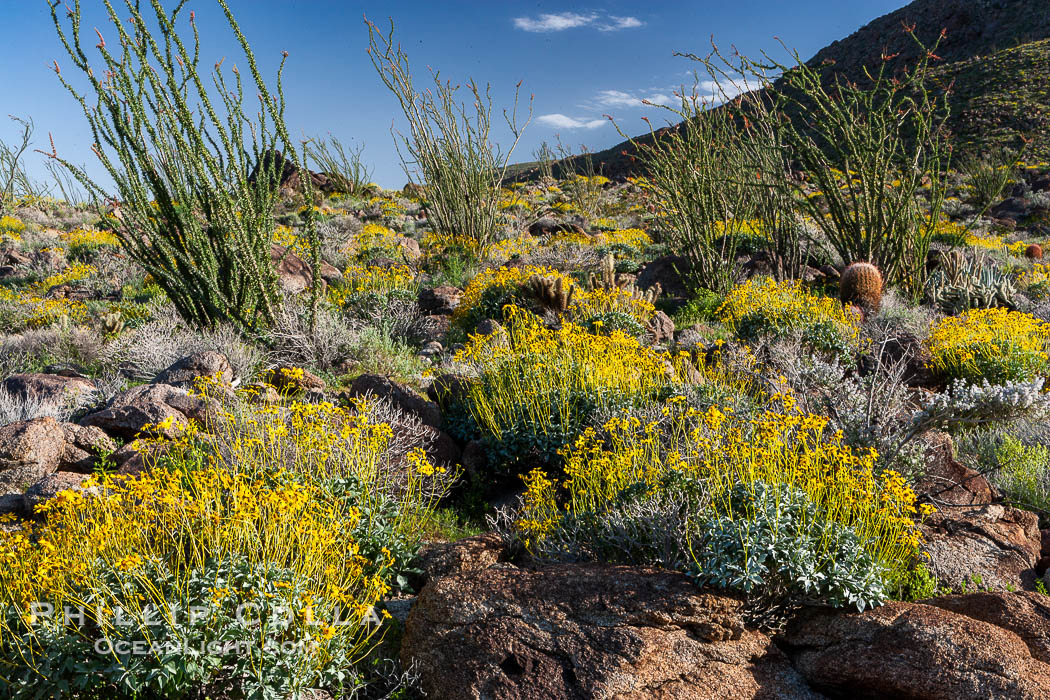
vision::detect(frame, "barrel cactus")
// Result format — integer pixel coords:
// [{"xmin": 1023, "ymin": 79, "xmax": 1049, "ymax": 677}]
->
[
  {"xmin": 1026, "ymin": 244, "xmax": 1044, "ymax": 260},
  {"xmin": 839, "ymin": 262, "xmax": 884, "ymax": 314}
]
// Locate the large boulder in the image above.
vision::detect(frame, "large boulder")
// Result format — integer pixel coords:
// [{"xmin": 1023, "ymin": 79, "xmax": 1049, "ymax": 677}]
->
[
  {"xmin": 927, "ymin": 592, "xmax": 1050, "ymax": 665},
  {"xmin": 152, "ymin": 351, "xmax": 233, "ymax": 389},
  {"xmin": 418, "ymin": 286, "xmax": 462, "ymax": 316},
  {"xmin": 79, "ymin": 384, "xmax": 218, "ymax": 440},
  {"xmin": 271, "ymin": 244, "xmax": 343, "ymax": 292},
  {"xmin": 0, "ymin": 417, "xmax": 68, "ymax": 474},
  {"xmin": 0, "ymin": 418, "xmax": 114, "ymax": 513},
  {"xmin": 401, "ymin": 560, "xmax": 818, "ymax": 700},
  {"xmin": 915, "ymin": 432, "xmax": 1041, "ymax": 592},
  {"xmin": 0, "ymin": 373, "xmax": 96, "ymax": 406},
  {"xmin": 647, "ymin": 310, "xmax": 675, "ymax": 345},
  {"xmin": 412, "ymin": 532, "xmax": 507, "ymax": 588},
  {"xmin": 916, "ymin": 432, "xmax": 996, "ymax": 507},
  {"xmin": 922, "ymin": 504, "xmax": 1042, "ymax": 592},
  {"xmin": 23, "ymin": 471, "xmax": 94, "ymax": 512},
  {"xmin": 782, "ymin": 596, "xmax": 1050, "ymax": 699},
  {"xmin": 637, "ymin": 255, "xmax": 690, "ymax": 299},
  {"xmin": 261, "ymin": 365, "xmax": 326, "ymax": 395},
  {"xmin": 527, "ymin": 218, "xmax": 584, "ymax": 238},
  {"xmin": 344, "ymin": 374, "xmax": 442, "ymax": 429}
]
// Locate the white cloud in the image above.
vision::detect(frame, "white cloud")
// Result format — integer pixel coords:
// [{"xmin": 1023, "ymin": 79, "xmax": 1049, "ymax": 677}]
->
[
  {"xmin": 513, "ymin": 12, "xmax": 643, "ymax": 33},
  {"xmin": 536, "ymin": 113, "xmax": 607, "ymax": 130},
  {"xmin": 595, "ymin": 89, "xmax": 676, "ymax": 108},
  {"xmin": 599, "ymin": 16, "xmax": 644, "ymax": 31},
  {"xmin": 513, "ymin": 12, "xmax": 597, "ymax": 32}
]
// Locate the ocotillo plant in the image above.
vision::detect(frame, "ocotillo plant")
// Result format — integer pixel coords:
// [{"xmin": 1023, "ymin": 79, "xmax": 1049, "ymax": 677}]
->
[
  {"xmin": 47, "ymin": 0, "xmax": 322, "ymax": 334},
  {"xmin": 769, "ymin": 26, "xmax": 952, "ymax": 295},
  {"xmin": 366, "ymin": 18, "xmax": 531, "ymax": 261},
  {"xmin": 615, "ymin": 79, "xmax": 757, "ymax": 295}
]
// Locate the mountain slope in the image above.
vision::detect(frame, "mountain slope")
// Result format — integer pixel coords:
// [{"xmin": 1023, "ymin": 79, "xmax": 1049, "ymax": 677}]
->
[{"xmin": 516, "ymin": 0, "xmax": 1050, "ymax": 180}]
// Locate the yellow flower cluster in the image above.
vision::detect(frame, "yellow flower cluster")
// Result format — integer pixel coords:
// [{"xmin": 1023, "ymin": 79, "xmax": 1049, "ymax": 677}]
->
[
  {"xmin": 0, "ymin": 287, "xmax": 87, "ymax": 329},
  {"xmin": 965, "ymin": 231, "xmax": 1004, "ymax": 250},
  {"xmin": 487, "ymin": 233, "xmax": 538, "ymax": 262},
  {"xmin": 516, "ymin": 405, "xmax": 930, "ymax": 582},
  {"xmin": 545, "ymin": 227, "xmax": 652, "ymax": 250},
  {"xmin": 368, "ymin": 196, "xmax": 405, "ymax": 218},
  {"xmin": 497, "ymin": 191, "xmax": 532, "ymax": 211},
  {"xmin": 0, "ymin": 214, "xmax": 26, "ymax": 240},
  {"xmin": 351, "ymin": 222, "xmax": 404, "ymax": 259},
  {"xmin": 570, "ymin": 285, "xmax": 656, "ymax": 325},
  {"xmin": 717, "ymin": 278, "xmax": 860, "ymax": 347},
  {"xmin": 0, "ymin": 466, "xmax": 385, "ymax": 669},
  {"xmin": 32, "ymin": 262, "xmax": 97, "ymax": 292},
  {"xmin": 60, "ymin": 227, "xmax": 120, "ymax": 249},
  {"xmin": 454, "ymin": 304, "xmax": 675, "ymax": 443},
  {"xmin": 1021, "ymin": 263, "xmax": 1050, "ymax": 298},
  {"xmin": 330, "ymin": 263, "xmax": 417, "ymax": 303},
  {"xmin": 452, "ymin": 265, "xmax": 568, "ymax": 325},
  {"xmin": 926, "ymin": 307, "xmax": 1050, "ymax": 383}
]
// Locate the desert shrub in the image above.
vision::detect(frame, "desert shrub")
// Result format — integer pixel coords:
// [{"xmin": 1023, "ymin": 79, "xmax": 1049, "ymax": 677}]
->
[
  {"xmin": 330, "ymin": 264, "xmax": 421, "ymax": 340},
  {"xmin": 926, "ymin": 308, "xmax": 1050, "ymax": 383},
  {"xmin": 992, "ymin": 436, "xmax": 1050, "ymax": 521},
  {"xmin": 350, "ymin": 223, "xmax": 407, "ymax": 263},
  {"xmin": 261, "ymin": 299, "xmax": 357, "ymax": 373},
  {"xmin": 451, "ymin": 265, "xmax": 567, "ymax": 332},
  {"xmin": 0, "ymin": 117, "xmax": 36, "ymax": 217},
  {"xmin": 959, "ymin": 145, "xmax": 1021, "ymax": 213},
  {"xmin": 48, "ymin": 0, "xmax": 322, "ymax": 333},
  {"xmin": 345, "ymin": 329, "xmax": 429, "ymax": 384},
  {"xmin": 0, "ymin": 386, "xmax": 95, "ymax": 425},
  {"xmin": 447, "ymin": 304, "xmax": 676, "ymax": 471},
  {"xmin": 100, "ymin": 310, "xmax": 264, "ymax": 381},
  {"xmin": 717, "ymin": 278, "xmax": 860, "ymax": 360},
  {"xmin": 959, "ymin": 431, "xmax": 1050, "ymax": 524},
  {"xmin": 569, "ymin": 286, "xmax": 657, "ymax": 329},
  {"xmin": 516, "ymin": 405, "xmax": 929, "ymax": 612},
  {"xmin": 0, "ymin": 290, "xmax": 87, "ymax": 333},
  {"xmin": 0, "ymin": 215, "xmax": 26, "ymax": 242},
  {"xmin": 693, "ymin": 480, "xmax": 892, "ymax": 610},
  {"xmin": 0, "ymin": 388, "xmax": 454, "ymax": 695},
  {"xmin": 176, "ymin": 386, "xmax": 454, "ymax": 564},
  {"xmin": 0, "ymin": 464, "xmax": 394, "ymax": 697},
  {"xmin": 366, "ymin": 19, "xmax": 530, "ymax": 260},
  {"xmin": 0, "ymin": 326, "xmax": 103, "ymax": 376}
]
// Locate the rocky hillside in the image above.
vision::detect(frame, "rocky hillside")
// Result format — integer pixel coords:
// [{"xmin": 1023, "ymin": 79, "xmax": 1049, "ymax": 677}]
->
[
  {"xmin": 522, "ymin": 0, "xmax": 1050, "ymax": 180},
  {"xmin": 810, "ymin": 0, "xmax": 1050, "ymax": 79}
]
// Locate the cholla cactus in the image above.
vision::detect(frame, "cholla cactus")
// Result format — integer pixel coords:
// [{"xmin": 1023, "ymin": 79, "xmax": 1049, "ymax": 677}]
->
[
  {"xmin": 100, "ymin": 311, "xmax": 125, "ymax": 336},
  {"xmin": 587, "ymin": 252, "xmax": 662, "ymax": 304},
  {"xmin": 525, "ymin": 275, "xmax": 574, "ymax": 314},
  {"xmin": 840, "ymin": 262, "xmax": 883, "ymax": 314},
  {"xmin": 927, "ymin": 251, "xmax": 1017, "ymax": 314}
]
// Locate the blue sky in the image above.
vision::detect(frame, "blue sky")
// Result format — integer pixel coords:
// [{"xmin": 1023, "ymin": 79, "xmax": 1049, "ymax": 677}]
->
[{"xmin": 1, "ymin": 1, "xmax": 910, "ymax": 190}]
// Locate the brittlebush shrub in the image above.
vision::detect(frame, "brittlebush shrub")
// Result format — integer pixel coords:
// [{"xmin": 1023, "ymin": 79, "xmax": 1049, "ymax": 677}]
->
[
  {"xmin": 0, "ymin": 469, "xmax": 384, "ymax": 697},
  {"xmin": 0, "ymin": 389, "xmax": 452, "ymax": 697},
  {"xmin": 452, "ymin": 265, "xmax": 657, "ymax": 337},
  {"xmin": 517, "ymin": 403, "xmax": 930, "ymax": 611},
  {"xmin": 451, "ymin": 265, "xmax": 568, "ymax": 332},
  {"xmin": 448, "ymin": 304, "xmax": 677, "ymax": 470},
  {"xmin": 926, "ymin": 308, "xmax": 1050, "ymax": 384},
  {"xmin": 717, "ymin": 278, "xmax": 860, "ymax": 360}
]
